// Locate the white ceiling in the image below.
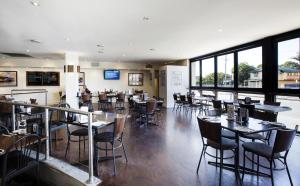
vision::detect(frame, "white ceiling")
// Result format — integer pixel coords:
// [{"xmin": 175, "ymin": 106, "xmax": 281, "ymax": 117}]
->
[{"xmin": 0, "ymin": 0, "xmax": 300, "ymax": 62}]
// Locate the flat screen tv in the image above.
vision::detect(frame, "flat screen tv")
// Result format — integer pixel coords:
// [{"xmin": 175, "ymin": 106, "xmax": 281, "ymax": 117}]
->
[{"xmin": 104, "ymin": 70, "xmax": 120, "ymax": 80}]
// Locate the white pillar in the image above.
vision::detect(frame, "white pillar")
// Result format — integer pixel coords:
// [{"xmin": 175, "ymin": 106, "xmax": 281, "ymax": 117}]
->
[{"xmin": 65, "ymin": 52, "xmax": 79, "ymax": 109}]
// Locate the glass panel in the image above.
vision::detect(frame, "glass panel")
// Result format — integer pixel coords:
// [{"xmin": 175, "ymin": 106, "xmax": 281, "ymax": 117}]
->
[
  {"xmin": 276, "ymin": 96, "xmax": 300, "ymax": 130},
  {"xmin": 238, "ymin": 47, "xmax": 262, "ymax": 88},
  {"xmin": 191, "ymin": 61, "xmax": 200, "ymax": 86},
  {"xmin": 217, "ymin": 91, "xmax": 234, "ymax": 101},
  {"xmin": 201, "ymin": 58, "xmax": 215, "ymax": 87},
  {"xmin": 217, "ymin": 53, "xmax": 234, "ymax": 87},
  {"xmin": 238, "ymin": 93, "xmax": 264, "ymax": 103},
  {"xmin": 277, "ymin": 38, "xmax": 300, "ymax": 89}
]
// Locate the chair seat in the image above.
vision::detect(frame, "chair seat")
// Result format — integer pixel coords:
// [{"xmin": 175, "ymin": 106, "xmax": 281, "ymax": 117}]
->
[
  {"xmin": 241, "ymin": 132, "xmax": 266, "ymax": 141},
  {"xmin": 207, "ymin": 138, "xmax": 237, "ymax": 150},
  {"xmin": 94, "ymin": 132, "xmax": 114, "ymax": 142},
  {"xmin": 222, "ymin": 130, "xmax": 236, "ymax": 139},
  {"xmin": 71, "ymin": 128, "xmax": 88, "ymax": 136},
  {"xmin": 242, "ymin": 142, "xmax": 280, "ymax": 159}
]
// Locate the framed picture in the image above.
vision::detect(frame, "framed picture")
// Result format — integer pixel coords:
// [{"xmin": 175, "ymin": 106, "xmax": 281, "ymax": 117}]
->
[
  {"xmin": 128, "ymin": 73, "xmax": 143, "ymax": 86},
  {"xmin": 26, "ymin": 71, "xmax": 60, "ymax": 86},
  {"xmin": 79, "ymin": 72, "xmax": 85, "ymax": 86},
  {"xmin": 0, "ymin": 71, "xmax": 18, "ymax": 87}
]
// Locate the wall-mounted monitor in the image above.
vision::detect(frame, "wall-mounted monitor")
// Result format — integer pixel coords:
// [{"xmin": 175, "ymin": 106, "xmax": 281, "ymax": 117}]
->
[
  {"xmin": 26, "ymin": 71, "xmax": 60, "ymax": 86},
  {"xmin": 104, "ymin": 70, "xmax": 120, "ymax": 80}
]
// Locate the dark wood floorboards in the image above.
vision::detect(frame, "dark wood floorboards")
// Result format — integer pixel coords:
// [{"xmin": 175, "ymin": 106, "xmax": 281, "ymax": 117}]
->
[{"xmin": 49, "ymin": 106, "xmax": 300, "ymax": 186}]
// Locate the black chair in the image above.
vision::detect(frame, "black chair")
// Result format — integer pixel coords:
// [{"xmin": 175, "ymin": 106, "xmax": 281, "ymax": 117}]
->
[
  {"xmin": 0, "ymin": 134, "xmax": 41, "ymax": 186},
  {"xmin": 0, "ymin": 125, "xmax": 9, "ymax": 135},
  {"xmin": 81, "ymin": 94, "xmax": 94, "ymax": 112},
  {"xmin": 242, "ymin": 128, "xmax": 297, "ymax": 186},
  {"xmin": 94, "ymin": 114, "xmax": 128, "ymax": 176},
  {"xmin": 179, "ymin": 95, "xmax": 189, "ymax": 112},
  {"xmin": 64, "ymin": 112, "xmax": 88, "ymax": 161},
  {"xmin": 140, "ymin": 99, "xmax": 157, "ymax": 127},
  {"xmin": 264, "ymin": 101, "xmax": 281, "ymax": 106},
  {"xmin": 186, "ymin": 96, "xmax": 202, "ymax": 114},
  {"xmin": 212, "ymin": 100, "xmax": 222, "ymax": 111},
  {"xmin": 205, "ymin": 110, "xmax": 235, "ymax": 140},
  {"xmin": 98, "ymin": 93, "xmax": 111, "ymax": 111},
  {"xmin": 172, "ymin": 93, "xmax": 181, "ymax": 111},
  {"xmin": 223, "ymin": 101, "xmax": 233, "ymax": 113},
  {"xmin": 115, "ymin": 93, "xmax": 125, "ymax": 111},
  {"xmin": 48, "ymin": 103, "xmax": 69, "ymax": 154},
  {"xmin": 196, "ymin": 117, "xmax": 238, "ymax": 185}
]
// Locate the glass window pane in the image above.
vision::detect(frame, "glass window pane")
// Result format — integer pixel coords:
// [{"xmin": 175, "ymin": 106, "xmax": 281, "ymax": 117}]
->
[
  {"xmin": 277, "ymin": 38, "xmax": 300, "ymax": 89},
  {"xmin": 276, "ymin": 96, "xmax": 300, "ymax": 131},
  {"xmin": 238, "ymin": 47, "xmax": 262, "ymax": 88},
  {"xmin": 201, "ymin": 58, "xmax": 215, "ymax": 87},
  {"xmin": 191, "ymin": 61, "xmax": 200, "ymax": 86},
  {"xmin": 217, "ymin": 53, "xmax": 234, "ymax": 87},
  {"xmin": 217, "ymin": 91, "xmax": 234, "ymax": 101}
]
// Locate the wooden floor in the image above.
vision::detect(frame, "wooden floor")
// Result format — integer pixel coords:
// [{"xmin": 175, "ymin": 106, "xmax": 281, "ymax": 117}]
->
[{"xmin": 48, "ymin": 106, "xmax": 300, "ymax": 186}]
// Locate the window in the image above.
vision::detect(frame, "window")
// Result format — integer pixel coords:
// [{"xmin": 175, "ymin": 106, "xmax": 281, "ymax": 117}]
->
[
  {"xmin": 217, "ymin": 53, "xmax": 234, "ymax": 87},
  {"xmin": 277, "ymin": 38, "xmax": 300, "ymax": 89},
  {"xmin": 276, "ymin": 96, "xmax": 300, "ymax": 131},
  {"xmin": 238, "ymin": 47, "xmax": 262, "ymax": 88},
  {"xmin": 191, "ymin": 61, "xmax": 200, "ymax": 86},
  {"xmin": 201, "ymin": 58, "xmax": 215, "ymax": 87},
  {"xmin": 217, "ymin": 91, "xmax": 234, "ymax": 101}
]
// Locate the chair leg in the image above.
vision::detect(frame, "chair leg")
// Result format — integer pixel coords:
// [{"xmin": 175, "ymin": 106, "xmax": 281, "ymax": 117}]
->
[
  {"xmin": 105, "ymin": 142, "xmax": 108, "ymax": 157},
  {"xmin": 215, "ymin": 149, "xmax": 218, "ymax": 167},
  {"xmin": 197, "ymin": 146, "xmax": 205, "ymax": 174},
  {"xmin": 219, "ymin": 150, "xmax": 223, "ymax": 186},
  {"xmin": 83, "ymin": 136, "xmax": 86, "ymax": 153},
  {"xmin": 257, "ymin": 155, "xmax": 260, "ymax": 178},
  {"xmin": 270, "ymin": 160, "xmax": 274, "ymax": 186},
  {"xmin": 112, "ymin": 144, "xmax": 117, "ymax": 176},
  {"xmin": 242, "ymin": 149, "xmax": 246, "ymax": 181},
  {"xmin": 79, "ymin": 136, "xmax": 81, "ymax": 161},
  {"xmin": 36, "ymin": 164, "xmax": 40, "ymax": 186},
  {"xmin": 121, "ymin": 142, "xmax": 128, "ymax": 163},
  {"xmin": 65, "ymin": 137, "xmax": 70, "ymax": 158},
  {"xmin": 285, "ymin": 158, "xmax": 293, "ymax": 186}
]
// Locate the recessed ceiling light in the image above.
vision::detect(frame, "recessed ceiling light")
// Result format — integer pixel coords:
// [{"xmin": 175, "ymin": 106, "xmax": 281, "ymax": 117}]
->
[
  {"xmin": 96, "ymin": 44, "xmax": 104, "ymax": 47},
  {"xmin": 30, "ymin": 1, "xmax": 40, "ymax": 6},
  {"xmin": 122, "ymin": 54, "xmax": 126, "ymax": 57},
  {"xmin": 149, "ymin": 48, "xmax": 155, "ymax": 51},
  {"xmin": 26, "ymin": 49, "xmax": 30, "ymax": 53},
  {"xmin": 143, "ymin": 16, "xmax": 150, "ymax": 21},
  {"xmin": 218, "ymin": 28, "xmax": 223, "ymax": 32},
  {"xmin": 65, "ymin": 37, "xmax": 70, "ymax": 41}
]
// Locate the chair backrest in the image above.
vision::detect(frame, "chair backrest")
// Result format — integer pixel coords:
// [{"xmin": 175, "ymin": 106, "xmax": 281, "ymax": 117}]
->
[
  {"xmin": 253, "ymin": 110, "xmax": 277, "ymax": 122},
  {"xmin": 173, "ymin": 94, "xmax": 178, "ymax": 101},
  {"xmin": 205, "ymin": 109, "xmax": 221, "ymax": 117},
  {"xmin": 212, "ymin": 100, "xmax": 222, "ymax": 110},
  {"xmin": 264, "ymin": 101, "xmax": 281, "ymax": 106},
  {"xmin": 146, "ymin": 99, "xmax": 157, "ymax": 113},
  {"xmin": 223, "ymin": 102, "xmax": 233, "ymax": 112},
  {"xmin": 187, "ymin": 96, "xmax": 193, "ymax": 104},
  {"xmin": 197, "ymin": 117, "xmax": 221, "ymax": 144},
  {"xmin": 272, "ymin": 129, "xmax": 296, "ymax": 154},
  {"xmin": 3, "ymin": 134, "xmax": 40, "ymax": 176},
  {"xmin": 117, "ymin": 93, "xmax": 125, "ymax": 100},
  {"xmin": 98, "ymin": 93, "xmax": 107, "ymax": 101},
  {"xmin": 82, "ymin": 94, "xmax": 91, "ymax": 102},
  {"xmin": 244, "ymin": 97, "xmax": 252, "ymax": 104},
  {"xmin": 239, "ymin": 103, "xmax": 255, "ymax": 117},
  {"xmin": 0, "ymin": 125, "xmax": 9, "ymax": 135},
  {"xmin": 114, "ymin": 114, "xmax": 127, "ymax": 140},
  {"xmin": 180, "ymin": 95, "xmax": 186, "ymax": 102}
]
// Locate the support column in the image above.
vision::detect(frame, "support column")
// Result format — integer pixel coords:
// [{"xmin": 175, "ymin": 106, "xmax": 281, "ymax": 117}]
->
[{"xmin": 64, "ymin": 53, "xmax": 80, "ymax": 109}]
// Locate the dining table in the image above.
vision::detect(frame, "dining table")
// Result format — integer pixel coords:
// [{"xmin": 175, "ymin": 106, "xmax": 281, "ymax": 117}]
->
[{"xmin": 198, "ymin": 114, "xmax": 286, "ymax": 184}]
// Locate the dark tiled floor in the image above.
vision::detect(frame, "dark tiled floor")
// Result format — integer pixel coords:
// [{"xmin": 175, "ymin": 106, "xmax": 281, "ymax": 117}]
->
[{"xmin": 48, "ymin": 107, "xmax": 300, "ymax": 186}]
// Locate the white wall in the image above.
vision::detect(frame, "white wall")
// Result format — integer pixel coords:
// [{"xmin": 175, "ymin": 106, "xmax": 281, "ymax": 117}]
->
[
  {"xmin": 0, "ymin": 58, "xmax": 154, "ymax": 105},
  {"xmin": 159, "ymin": 65, "xmax": 189, "ymax": 108}
]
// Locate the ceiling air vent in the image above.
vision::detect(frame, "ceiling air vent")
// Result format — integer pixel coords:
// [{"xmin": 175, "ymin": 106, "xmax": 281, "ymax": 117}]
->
[
  {"xmin": 91, "ymin": 62, "xmax": 100, "ymax": 67},
  {"xmin": 0, "ymin": 53, "xmax": 33, "ymax": 58},
  {"xmin": 145, "ymin": 64, "xmax": 153, "ymax": 68}
]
